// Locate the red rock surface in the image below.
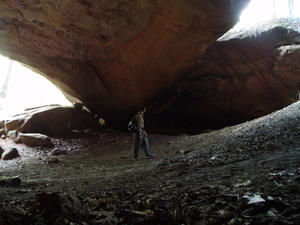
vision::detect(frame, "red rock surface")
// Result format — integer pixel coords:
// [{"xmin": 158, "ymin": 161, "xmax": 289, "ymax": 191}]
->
[
  {"xmin": 0, "ymin": 0, "xmax": 250, "ymax": 128},
  {"xmin": 154, "ymin": 19, "xmax": 300, "ymax": 129}
]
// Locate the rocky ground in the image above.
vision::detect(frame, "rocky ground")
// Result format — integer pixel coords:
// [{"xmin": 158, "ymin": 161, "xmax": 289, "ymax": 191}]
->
[{"xmin": 0, "ymin": 101, "xmax": 300, "ymax": 225}]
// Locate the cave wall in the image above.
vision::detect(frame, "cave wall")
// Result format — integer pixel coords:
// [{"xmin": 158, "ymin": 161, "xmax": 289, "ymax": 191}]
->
[
  {"xmin": 155, "ymin": 18, "xmax": 300, "ymax": 129},
  {"xmin": 0, "ymin": 0, "xmax": 250, "ymax": 128}
]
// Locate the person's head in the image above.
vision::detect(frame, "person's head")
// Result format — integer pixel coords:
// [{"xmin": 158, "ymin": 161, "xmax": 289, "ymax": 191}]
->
[
  {"xmin": 73, "ymin": 102, "xmax": 84, "ymax": 111},
  {"xmin": 138, "ymin": 107, "xmax": 146, "ymax": 115}
]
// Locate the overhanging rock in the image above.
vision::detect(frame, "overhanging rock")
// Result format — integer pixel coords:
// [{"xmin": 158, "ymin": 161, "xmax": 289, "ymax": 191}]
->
[{"xmin": 0, "ymin": 0, "xmax": 250, "ymax": 128}]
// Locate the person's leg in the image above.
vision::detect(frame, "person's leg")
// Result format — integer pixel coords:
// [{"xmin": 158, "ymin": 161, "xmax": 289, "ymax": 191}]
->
[
  {"xmin": 142, "ymin": 135, "xmax": 153, "ymax": 157},
  {"xmin": 133, "ymin": 133, "xmax": 142, "ymax": 159}
]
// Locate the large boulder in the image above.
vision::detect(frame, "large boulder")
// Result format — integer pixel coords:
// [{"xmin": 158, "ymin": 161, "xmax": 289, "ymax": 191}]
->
[
  {"xmin": 151, "ymin": 18, "xmax": 300, "ymax": 129},
  {"xmin": 0, "ymin": 0, "xmax": 250, "ymax": 128},
  {"xmin": 5, "ymin": 105, "xmax": 100, "ymax": 136}
]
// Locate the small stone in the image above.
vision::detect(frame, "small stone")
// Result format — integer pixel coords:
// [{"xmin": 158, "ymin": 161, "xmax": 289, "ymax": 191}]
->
[
  {"xmin": 267, "ymin": 208, "xmax": 278, "ymax": 217},
  {"xmin": 217, "ymin": 209, "xmax": 231, "ymax": 218},
  {"xmin": 1, "ymin": 148, "xmax": 20, "ymax": 160},
  {"xmin": 1, "ymin": 134, "xmax": 6, "ymax": 139},
  {"xmin": 7, "ymin": 176, "xmax": 22, "ymax": 186}
]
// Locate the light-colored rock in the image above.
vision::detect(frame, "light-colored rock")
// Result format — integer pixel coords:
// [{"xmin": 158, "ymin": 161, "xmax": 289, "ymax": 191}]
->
[
  {"xmin": 17, "ymin": 133, "xmax": 53, "ymax": 147},
  {"xmin": 7, "ymin": 130, "xmax": 20, "ymax": 143},
  {"xmin": 1, "ymin": 148, "xmax": 20, "ymax": 160}
]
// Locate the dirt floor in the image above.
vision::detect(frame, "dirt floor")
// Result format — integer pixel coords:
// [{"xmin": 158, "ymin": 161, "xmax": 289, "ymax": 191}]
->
[{"xmin": 1, "ymin": 102, "xmax": 300, "ymax": 225}]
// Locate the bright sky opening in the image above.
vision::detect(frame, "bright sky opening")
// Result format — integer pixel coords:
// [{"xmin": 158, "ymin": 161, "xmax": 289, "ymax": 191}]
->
[
  {"xmin": 0, "ymin": 55, "xmax": 71, "ymax": 119},
  {"xmin": 237, "ymin": 0, "xmax": 300, "ymax": 28}
]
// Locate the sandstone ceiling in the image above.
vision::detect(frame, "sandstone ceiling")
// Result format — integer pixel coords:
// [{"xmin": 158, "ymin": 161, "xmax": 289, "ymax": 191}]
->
[
  {"xmin": 0, "ymin": 0, "xmax": 250, "ymax": 129},
  {"xmin": 152, "ymin": 18, "xmax": 300, "ymax": 130}
]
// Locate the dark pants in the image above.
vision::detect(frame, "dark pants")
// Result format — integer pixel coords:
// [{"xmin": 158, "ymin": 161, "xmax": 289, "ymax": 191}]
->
[{"xmin": 133, "ymin": 130, "xmax": 150, "ymax": 158}]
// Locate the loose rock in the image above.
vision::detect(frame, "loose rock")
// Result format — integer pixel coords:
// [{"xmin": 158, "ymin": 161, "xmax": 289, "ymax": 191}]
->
[
  {"xmin": 7, "ymin": 130, "xmax": 20, "ymax": 142},
  {"xmin": 18, "ymin": 133, "xmax": 53, "ymax": 147},
  {"xmin": 1, "ymin": 148, "xmax": 20, "ymax": 160},
  {"xmin": 0, "ymin": 176, "xmax": 22, "ymax": 186}
]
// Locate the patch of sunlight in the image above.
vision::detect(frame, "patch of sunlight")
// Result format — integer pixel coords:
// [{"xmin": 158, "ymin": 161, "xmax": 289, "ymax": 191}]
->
[
  {"xmin": 0, "ymin": 55, "xmax": 71, "ymax": 119},
  {"xmin": 236, "ymin": 0, "xmax": 300, "ymax": 28}
]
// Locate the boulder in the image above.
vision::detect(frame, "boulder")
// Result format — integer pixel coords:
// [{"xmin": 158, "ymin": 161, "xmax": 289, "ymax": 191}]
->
[
  {"xmin": 17, "ymin": 133, "xmax": 53, "ymax": 147},
  {"xmin": 0, "ymin": 0, "xmax": 250, "ymax": 128},
  {"xmin": 1, "ymin": 148, "xmax": 20, "ymax": 160},
  {"xmin": 149, "ymin": 18, "xmax": 300, "ymax": 130},
  {"xmin": 5, "ymin": 105, "xmax": 100, "ymax": 136}
]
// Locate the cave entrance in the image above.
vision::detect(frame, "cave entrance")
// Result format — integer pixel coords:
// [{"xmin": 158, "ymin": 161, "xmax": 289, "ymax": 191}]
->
[
  {"xmin": 236, "ymin": 0, "xmax": 300, "ymax": 28},
  {"xmin": 0, "ymin": 55, "xmax": 71, "ymax": 120}
]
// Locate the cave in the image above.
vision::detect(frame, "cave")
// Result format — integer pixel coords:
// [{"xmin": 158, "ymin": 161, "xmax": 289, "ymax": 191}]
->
[{"xmin": 0, "ymin": 0, "xmax": 300, "ymax": 224}]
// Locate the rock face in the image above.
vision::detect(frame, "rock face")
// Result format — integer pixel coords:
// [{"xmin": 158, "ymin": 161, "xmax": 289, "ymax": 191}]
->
[
  {"xmin": 0, "ymin": 0, "xmax": 250, "ymax": 128},
  {"xmin": 153, "ymin": 19, "xmax": 300, "ymax": 129}
]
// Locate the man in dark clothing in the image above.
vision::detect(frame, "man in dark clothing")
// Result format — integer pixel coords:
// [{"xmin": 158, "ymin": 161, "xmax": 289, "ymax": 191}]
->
[{"xmin": 129, "ymin": 108, "xmax": 154, "ymax": 160}]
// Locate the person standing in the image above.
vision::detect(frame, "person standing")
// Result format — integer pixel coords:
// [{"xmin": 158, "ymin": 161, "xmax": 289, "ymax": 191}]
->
[{"xmin": 128, "ymin": 108, "xmax": 154, "ymax": 160}]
